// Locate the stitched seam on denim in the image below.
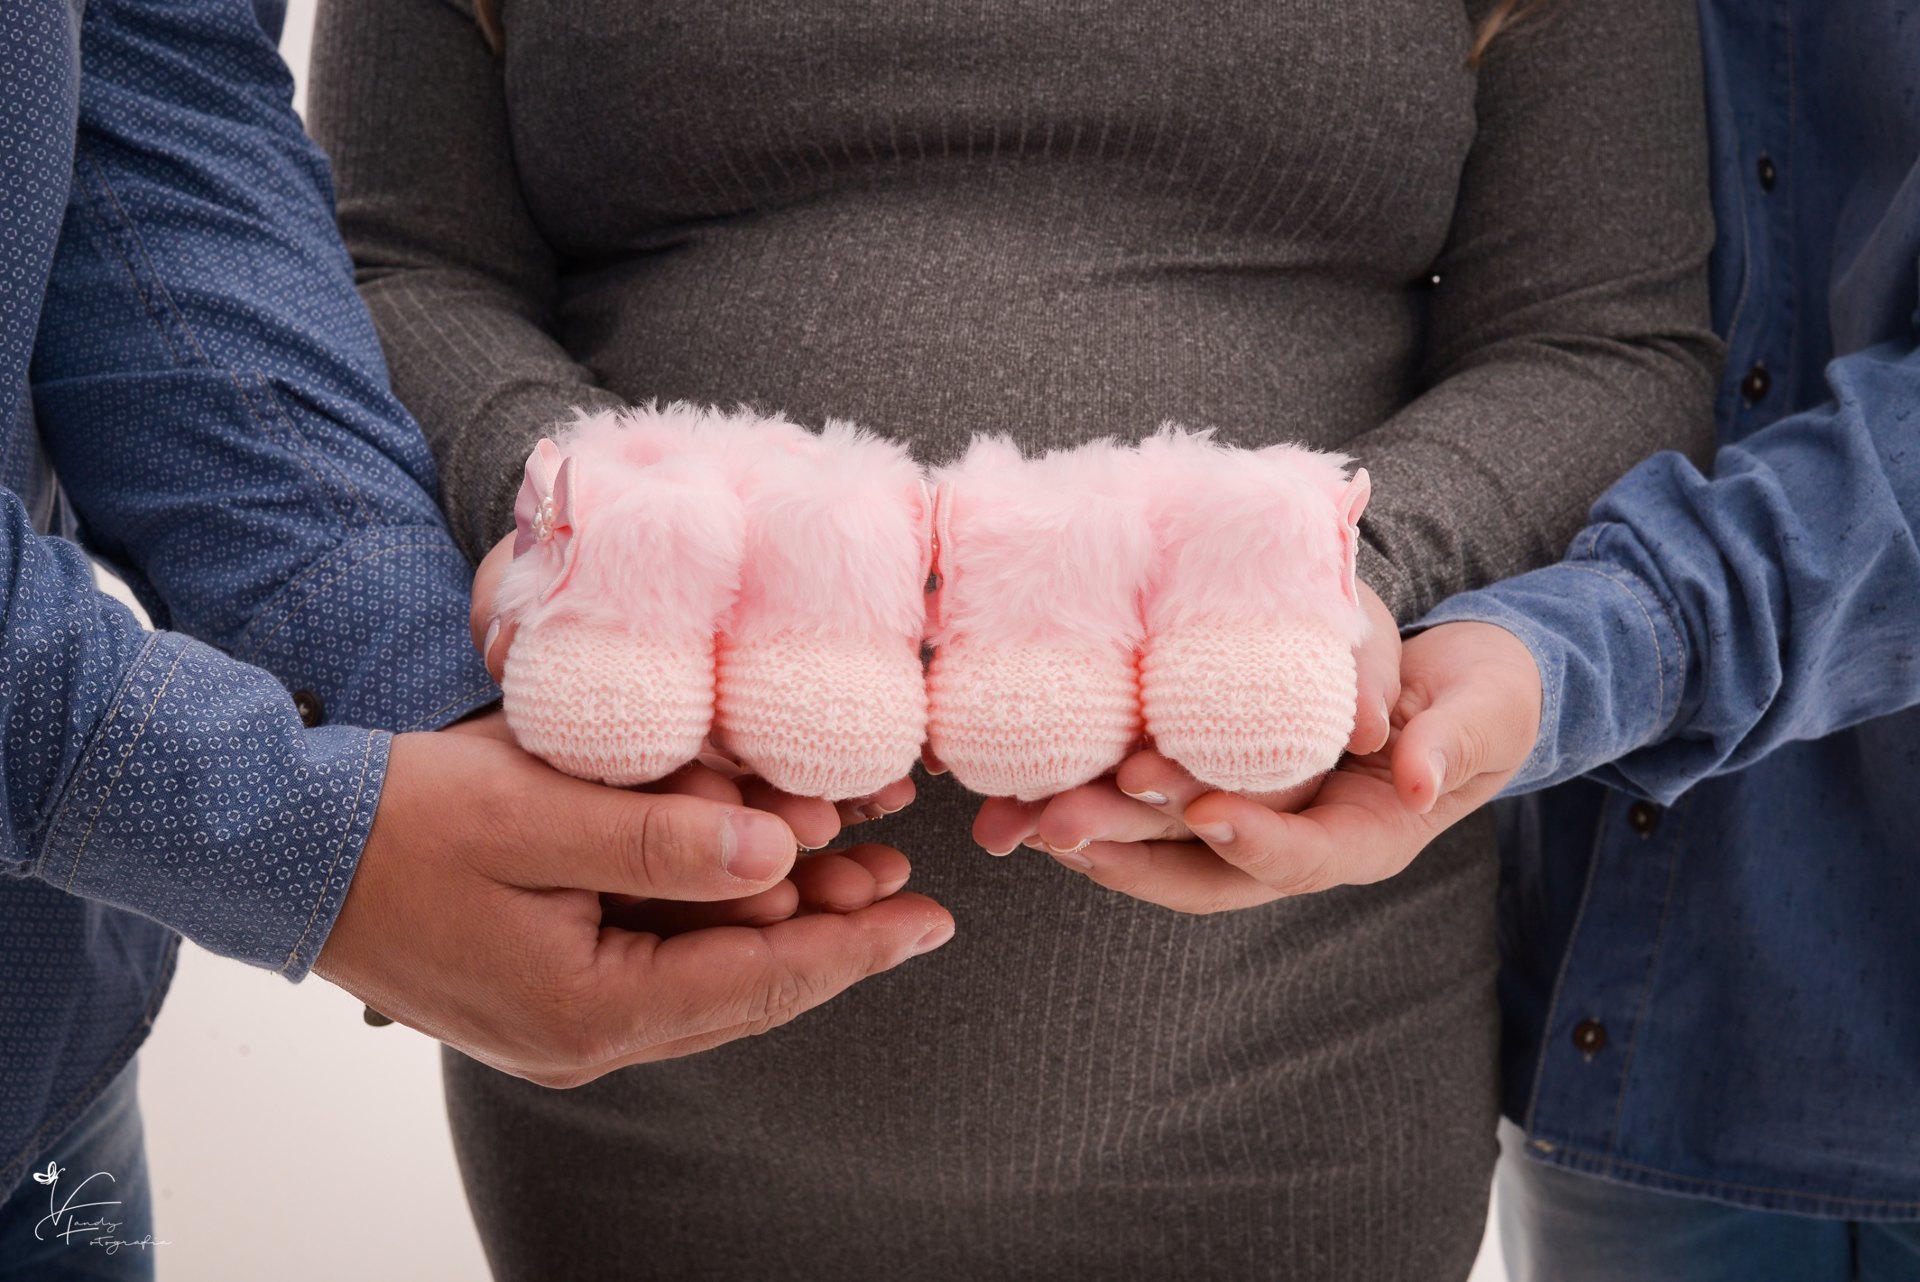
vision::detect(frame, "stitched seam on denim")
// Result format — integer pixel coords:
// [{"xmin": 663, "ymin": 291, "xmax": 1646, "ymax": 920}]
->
[
  {"xmin": 1601, "ymin": 796, "xmax": 1692, "ymax": 1159},
  {"xmin": 249, "ymin": 369, "xmax": 374, "ymax": 526},
  {"xmin": 32, "ymin": 630, "xmax": 162, "ymax": 868},
  {"xmin": 77, "ymin": 159, "xmax": 186, "ymax": 369},
  {"xmin": 1556, "ymin": 561, "xmax": 1684, "ymax": 741},
  {"xmin": 61, "ymin": 643, "xmax": 186, "ymax": 892},
  {"xmin": 402, "ymin": 681, "xmax": 502, "ymax": 734},
  {"xmin": 76, "ymin": 153, "xmax": 356, "ymax": 528},
  {"xmin": 1519, "ymin": 799, "xmax": 1616, "ymax": 1138},
  {"xmin": 235, "ymin": 538, "xmax": 458, "ymax": 663},
  {"xmin": 231, "ymin": 526, "xmax": 429, "ymax": 659},
  {"xmin": 2, "ymin": 931, "xmax": 180, "ymax": 1192},
  {"xmin": 279, "ymin": 730, "xmax": 384, "ymax": 975},
  {"xmin": 1539, "ymin": 1140, "xmax": 1920, "ymax": 1213}
]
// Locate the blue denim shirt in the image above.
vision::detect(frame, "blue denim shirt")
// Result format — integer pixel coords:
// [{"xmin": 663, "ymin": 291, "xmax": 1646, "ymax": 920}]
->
[
  {"xmin": 1423, "ymin": 1, "xmax": 1920, "ymax": 1218},
  {"xmin": 0, "ymin": 0, "xmax": 496, "ymax": 1190}
]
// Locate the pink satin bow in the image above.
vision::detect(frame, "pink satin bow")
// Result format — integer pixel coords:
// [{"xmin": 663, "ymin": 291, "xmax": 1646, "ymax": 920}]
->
[{"xmin": 512, "ymin": 438, "xmax": 580, "ymax": 601}]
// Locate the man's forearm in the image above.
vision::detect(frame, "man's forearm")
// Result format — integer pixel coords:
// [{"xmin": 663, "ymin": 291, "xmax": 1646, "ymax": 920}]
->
[{"xmin": 1421, "ymin": 338, "xmax": 1920, "ymax": 804}]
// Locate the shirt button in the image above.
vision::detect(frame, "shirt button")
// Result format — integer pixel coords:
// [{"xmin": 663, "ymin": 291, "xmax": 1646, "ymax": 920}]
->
[
  {"xmin": 1757, "ymin": 155, "xmax": 1777, "ymax": 191},
  {"xmin": 292, "ymin": 689, "xmax": 326, "ymax": 728},
  {"xmin": 1627, "ymin": 801, "xmax": 1660, "ymax": 837},
  {"xmin": 1741, "ymin": 362, "xmax": 1771, "ymax": 404},
  {"xmin": 1572, "ymin": 1019, "xmax": 1609, "ymax": 1055}
]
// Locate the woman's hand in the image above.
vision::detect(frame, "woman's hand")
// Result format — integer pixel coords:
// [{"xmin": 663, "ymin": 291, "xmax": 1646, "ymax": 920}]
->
[
  {"xmin": 468, "ymin": 531, "xmax": 916, "ymax": 844},
  {"xmin": 978, "ymin": 619, "xmax": 1541, "ymax": 911}
]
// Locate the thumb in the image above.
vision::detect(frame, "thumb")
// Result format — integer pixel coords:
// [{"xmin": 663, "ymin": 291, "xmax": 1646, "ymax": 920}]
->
[
  {"xmin": 1390, "ymin": 670, "xmax": 1532, "ymax": 815},
  {"xmin": 471, "ymin": 533, "xmax": 518, "ymax": 681}
]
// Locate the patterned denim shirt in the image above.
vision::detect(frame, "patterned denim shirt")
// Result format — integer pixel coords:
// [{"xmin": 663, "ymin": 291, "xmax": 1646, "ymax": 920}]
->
[
  {"xmin": 0, "ymin": 0, "xmax": 497, "ymax": 1189},
  {"xmin": 1423, "ymin": 1, "xmax": 1920, "ymax": 1218}
]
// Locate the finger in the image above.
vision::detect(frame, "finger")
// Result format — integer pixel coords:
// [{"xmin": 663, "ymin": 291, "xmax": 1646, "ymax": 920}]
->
[
  {"xmin": 972, "ymin": 795, "xmax": 1047, "ymax": 857},
  {"xmin": 506, "ymin": 776, "xmax": 798, "ymax": 901},
  {"xmin": 1069, "ymin": 839, "xmax": 1277, "ymax": 914},
  {"xmin": 740, "ymin": 777, "xmax": 842, "ymax": 851},
  {"xmin": 593, "ymin": 892, "xmax": 954, "ymax": 1050},
  {"xmin": 442, "ymin": 708, "xmax": 515, "ymax": 743},
  {"xmin": 1346, "ymin": 582, "xmax": 1402, "ymax": 756},
  {"xmin": 1391, "ymin": 677, "xmax": 1524, "ymax": 815},
  {"xmin": 1028, "ymin": 781, "xmax": 1189, "ymax": 859},
  {"xmin": 1112, "ymin": 750, "xmax": 1212, "ymax": 816},
  {"xmin": 471, "ymin": 533, "xmax": 519, "ymax": 681},
  {"xmin": 1181, "ymin": 766, "xmax": 1442, "ymax": 895},
  {"xmin": 786, "ymin": 845, "xmax": 905, "ymax": 913},
  {"xmin": 835, "ymin": 842, "xmax": 912, "ymax": 898},
  {"xmin": 601, "ymin": 882, "xmax": 800, "ymax": 935},
  {"xmin": 920, "ymin": 743, "xmax": 949, "ymax": 776},
  {"xmin": 639, "ymin": 762, "xmax": 747, "ymax": 807},
  {"xmin": 834, "ymin": 775, "xmax": 917, "ymax": 828}
]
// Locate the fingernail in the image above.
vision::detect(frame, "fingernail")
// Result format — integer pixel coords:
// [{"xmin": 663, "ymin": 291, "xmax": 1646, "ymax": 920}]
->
[
  {"xmin": 1021, "ymin": 836, "xmax": 1047, "ymax": 851},
  {"xmin": 876, "ymin": 876, "xmax": 909, "ymax": 897},
  {"xmin": 1044, "ymin": 837, "xmax": 1091, "ymax": 856},
  {"xmin": 856, "ymin": 803, "xmax": 886, "ymax": 822},
  {"xmin": 912, "ymin": 922, "xmax": 955, "ymax": 955},
  {"xmin": 722, "ymin": 810, "xmax": 791, "ymax": 881},
  {"xmin": 481, "ymin": 617, "xmax": 501, "ymax": 659},
  {"xmin": 1427, "ymin": 750, "xmax": 1448, "ymax": 793},
  {"xmin": 1054, "ymin": 850, "xmax": 1094, "ymax": 873},
  {"xmin": 984, "ymin": 845, "xmax": 1015, "ymax": 858},
  {"xmin": 1124, "ymin": 789, "xmax": 1169, "ymax": 806},
  {"xmin": 1191, "ymin": 822, "xmax": 1235, "ymax": 845}
]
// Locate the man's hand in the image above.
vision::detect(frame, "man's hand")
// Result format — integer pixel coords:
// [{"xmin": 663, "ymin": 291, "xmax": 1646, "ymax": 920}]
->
[
  {"xmin": 972, "ymin": 614, "xmax": 1540, "ymax": 912},
  {"xmin": 315, "ymin": 727, "xmax": 953, "ymax": 1087},
  {"xmin": 470, "ymin": 531, "xmax": 915, "ymax": 843}
]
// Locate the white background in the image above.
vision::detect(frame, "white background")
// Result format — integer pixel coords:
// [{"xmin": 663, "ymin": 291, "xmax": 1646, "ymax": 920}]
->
[{"xmin": 116, "ymin": 4, "xmax": 1510, "ymax": 1277}]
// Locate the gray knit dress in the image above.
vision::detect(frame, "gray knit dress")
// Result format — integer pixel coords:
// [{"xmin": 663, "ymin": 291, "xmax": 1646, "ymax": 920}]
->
[{"xmin": 309, "ymin": 1, "xmax": 1718, "ymax": 1276}]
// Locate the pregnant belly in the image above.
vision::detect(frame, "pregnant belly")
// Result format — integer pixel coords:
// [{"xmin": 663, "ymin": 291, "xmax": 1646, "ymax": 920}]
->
[{"xmin": 555, "ymin": 178, "xmax": 1421, "ymax": 463}]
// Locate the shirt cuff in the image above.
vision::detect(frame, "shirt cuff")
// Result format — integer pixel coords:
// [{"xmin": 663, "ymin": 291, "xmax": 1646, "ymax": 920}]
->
[
  {"xmin": 231, "ymin": 525, "xmax": 499, "ymax": 733},
  {"xmin": 34, "ymin": 631, "xmax": 392, "ymax": 979},
  {"xmin": 1416, "ymin": 527, "xmax": 1690, "ymax": 793}
]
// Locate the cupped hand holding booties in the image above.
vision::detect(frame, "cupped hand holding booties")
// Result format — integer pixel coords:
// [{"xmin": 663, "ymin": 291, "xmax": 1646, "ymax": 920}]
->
[{"xmin": 485, "ymin": 408, "xmax": 1376, "ymax": 807}]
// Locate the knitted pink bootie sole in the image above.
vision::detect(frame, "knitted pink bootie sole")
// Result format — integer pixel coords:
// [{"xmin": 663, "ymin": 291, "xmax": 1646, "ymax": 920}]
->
[
  {"xmin": 924, "ymin": 436, "xmax": 1153, "ymax": 800},
  {"xmin": 718, "ymin": 635, "xmax": 928, "ymax": 799},
  {"xmin": 1137, "ymin": 427, "xmax": 1372, "ymax": 794},
  {"xmin": 711, "ymin": 421, "xmax": 930, "ymax": 800},
  {"xmin": 504, "ymin": 621, "xmax": 716, "ymax": 787},
  {"xmin": 495, "ymin": 415, "xmax": 746, "ymax": 788},
  {"xmin": 1141, "ymin": 622, "xmax": 1356, "ymax": 794},
  {"xmin": 926, "ymin": 640, "xmax": 1140, "ymax": 801}
]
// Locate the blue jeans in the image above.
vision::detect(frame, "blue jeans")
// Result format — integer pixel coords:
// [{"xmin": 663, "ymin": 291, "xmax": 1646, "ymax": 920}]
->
[
  {"xmin": 0, "ymin": 1059, "xmax": 154, "ymax": 1281},
  {"xmin": 1498, "ymin": 1121, "xmax": 1920, "ymax": 1282}
]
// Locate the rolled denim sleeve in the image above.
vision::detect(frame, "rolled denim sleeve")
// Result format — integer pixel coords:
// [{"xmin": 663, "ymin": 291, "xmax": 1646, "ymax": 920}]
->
[
  {"xmin": 1421, "ymin": 337, "xmax": 1920, "ymax": 804},
  {"xmin": 1, "ymin": 494, "xmax": 389, "ymax": 977},
  {"xmin": 28, "ymin": 0, "xmax": 496, "ymax": 734}
]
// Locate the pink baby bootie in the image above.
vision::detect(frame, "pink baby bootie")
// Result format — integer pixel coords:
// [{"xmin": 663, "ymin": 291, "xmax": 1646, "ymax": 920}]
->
[
  {"xmin": 496, "ymin": 411, "xmax": 745, "ymax": 786},
  {"xmin": 1137, "ymin": 426, "xmax": 1371, "ymax": 794},
  {"xmin": 711, "ymin": 420, "xmax": 932, "ymax": 800},
  {"xmin": 925, "ymin": 435, "xmax": 1156, "ymax": 800},
  {"xmin": 496, "ymin": 404, "xmax": 931, "ymax": 799}
]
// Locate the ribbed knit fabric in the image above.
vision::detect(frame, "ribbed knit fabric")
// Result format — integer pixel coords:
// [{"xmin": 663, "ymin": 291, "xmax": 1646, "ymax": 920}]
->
[
  {"xmin": 502, "ymin": 619, "xmax": 716, "ymax": 786},
  {"xmin": 1141, "ymin": 622, "xmax": 1356, "ymax": 793},
  {"xmin": 716, "ymin": 633, "xmax": 927, "ymax": 799},
  {"xmin": 927, "ymin": 639, "xmax": 1144, "ymax": 800},
  {"xmin": 312, "ymin": 0, "xmax": 1720, "ymax": 1274}
]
